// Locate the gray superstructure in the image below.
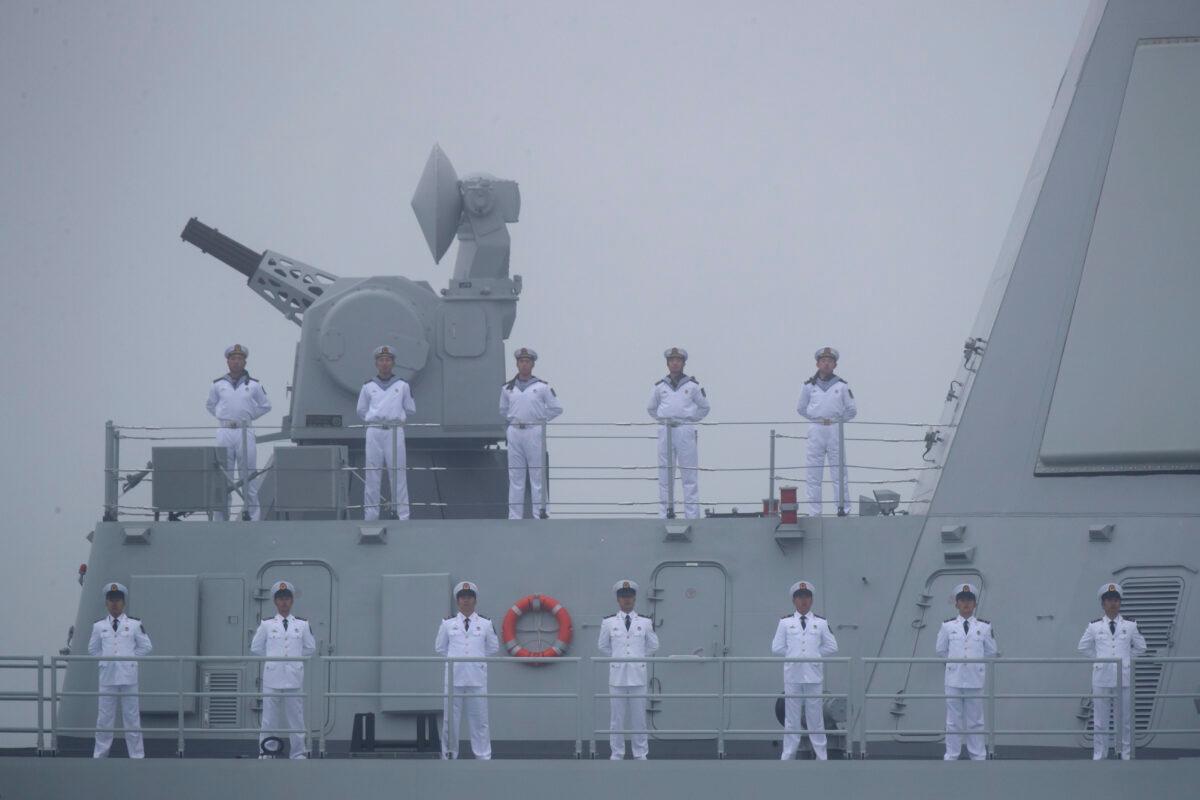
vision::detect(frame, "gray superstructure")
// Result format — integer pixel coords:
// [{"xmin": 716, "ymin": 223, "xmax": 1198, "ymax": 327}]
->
[{"xmin": 4, "ymin": 2, "xmax": 1200, "ymax": 797}]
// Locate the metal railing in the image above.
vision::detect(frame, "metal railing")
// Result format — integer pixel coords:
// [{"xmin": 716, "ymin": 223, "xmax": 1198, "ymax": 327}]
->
[
  {"xmin": 591, "ymin": 656, "xmax": 853, "ymax": 759},
  {"xmin": 13, "ymin": 653, "xmax": 1197, "ymax": 759},
  {"xmin": 103, "ymin": 417, "xmax": 948, "ymax": 521}
]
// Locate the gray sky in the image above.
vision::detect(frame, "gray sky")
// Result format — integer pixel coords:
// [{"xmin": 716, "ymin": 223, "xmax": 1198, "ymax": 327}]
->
[{"xmin": 0, "ymin": 0, "xmax": 1089, "ymax": 716}]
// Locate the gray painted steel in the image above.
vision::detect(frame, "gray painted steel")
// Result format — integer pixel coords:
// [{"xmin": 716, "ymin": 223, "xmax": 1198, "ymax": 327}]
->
[{"xmin": 6, "ymin": 2, "xmax": 1200, "ymax": 798}]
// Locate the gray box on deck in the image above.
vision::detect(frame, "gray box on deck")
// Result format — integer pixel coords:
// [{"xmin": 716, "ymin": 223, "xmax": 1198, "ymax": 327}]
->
[
  {"xmin": 151, "ymin": 447, "xmax": 227, "ymax": 515},
  {"xmin": 271, "ymin": 445, "xmax": 348, "ymax": 519}
]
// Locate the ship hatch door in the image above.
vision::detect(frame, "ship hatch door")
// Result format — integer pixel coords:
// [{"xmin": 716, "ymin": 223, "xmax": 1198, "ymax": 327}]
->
[
  {"xmin": 258, "ymin": 563, "xmax": 335, "ymax": 733},
  {"xmin": 650, "ymin": 563, "xmax": 728, "ymax": 741}
]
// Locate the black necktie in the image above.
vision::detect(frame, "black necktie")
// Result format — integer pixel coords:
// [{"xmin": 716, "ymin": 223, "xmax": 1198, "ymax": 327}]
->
[
  {"xmin": 625, "ymin": 615, "xmax": 631, "ymax": 630},
  {"xmin": 1109, "ymin": 620, "xmax": 1116, "ymax": 635},
  {"xmin": 801, "ymin": 615, "xmax": 807, "ymax": 630},
  {"xmin": 283, "ymin": 618, "xmax": 288, "ymax": 631},
  {"xmin": 963, "ymin": 620, "xmax": 970, "ymax": 635},
  {"xmin": 464, "ymin": 617, "xmax": 470, "ymax": 631},
  {"xmin": 112, "ymin": 619, "xmax": 119, "ymax": 632}
]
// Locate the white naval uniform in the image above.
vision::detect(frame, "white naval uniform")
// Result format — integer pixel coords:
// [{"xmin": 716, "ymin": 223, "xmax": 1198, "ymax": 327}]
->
[
  {"xmin": 935, "ymin": 615, "xmax": 997, "ymax": 760},
  {"xmin": 499, "ymin": 376, "xmax": 563, "ymax": 519},
  {"xmin": 646, "ymin": 374, "xmax": 710, "ymax": 519},
  {"xmin": 250, "ymin": 614, "xmax": 317, "ymax": 758},
  {"xmin": 1078, "ymin": 615, "xmax": 1146, "ymax": 759},
  {"xmin": 88, "ymin": 614, "xmax": 153, "ymax": 758},
  {"xmin": 771, "ymin": 611, "xmax": 839, "ymax": 759},
  {"xmin": 434, "ymin": 612, "xmax": 500, "ymax": 759},
  {"xmin": 597, "ymin": 610, "xmax": 660, "ymax": 759},
  {"xmin": 206, "ymin": 373, "xmax": 272, "ymax": 520},
  {"xmin": 797, "ymin": 374, "xmax": 857, "ymax": 516},
  {"xmin": 356, "ymin": 375, "xmax": 416, "ymax": 521}
]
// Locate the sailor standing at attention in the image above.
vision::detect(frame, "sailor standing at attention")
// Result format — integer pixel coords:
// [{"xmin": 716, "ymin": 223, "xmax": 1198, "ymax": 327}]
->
[
  {"xmin": 435, "ymin": 581, "xmax": 500, "ymax": 760},
  {"xmin": 771, "ymin": 580, "xmax": 839, "ymax": 760},
  {"xmin": 250, "ymin": 580, "xmax": 317, "ymax": 759},
  {"xmin": 597, "ymin": 580, "xmax": 659, "ymax": 760},
  {"xmin": 357, "ymin": 345, "xmax": 416, "ymax": 521},
  {"xmin": 936, "ymin": 582, "xmax": 997, "ymax": 761},
  {"xmin": 797, "ymin": 347, "xmax": 857, "ymax": 517},
  {"xmin": 646, "ymin": 347, "xmax": 710, "ymax": 519},
  {"xmin": 1078, "ymin": 582, "xmax": 1147, "ymax": 760},
  {"xmin": 90, "ymin": 582, "xmax": 152, "ymax": 758},
  {"xmin": 206, "ymin": 344, "xmax": 272, "ymax": 520},
  {"xmin": 499, "ymin": 347, "xmax": 563, "ymax": 519}
]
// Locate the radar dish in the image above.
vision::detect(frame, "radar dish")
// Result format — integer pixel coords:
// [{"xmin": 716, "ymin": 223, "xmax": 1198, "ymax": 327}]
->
[{"xmin": 411, "ymin": 144, "xmax": 462, "ymax": 264}]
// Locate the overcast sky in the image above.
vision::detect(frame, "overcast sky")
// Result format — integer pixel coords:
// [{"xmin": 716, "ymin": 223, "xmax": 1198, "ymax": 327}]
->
[{"xmin": 0, "ymin": 0, "xmax": 1090, "ymax": 724}]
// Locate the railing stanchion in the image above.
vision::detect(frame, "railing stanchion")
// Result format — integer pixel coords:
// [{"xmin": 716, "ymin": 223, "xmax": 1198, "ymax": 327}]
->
[
  {"xmin": 319, "ymin": 654, "xmax": 328, "ymax": 757},
  {"xmin": 35, "ymin": 656, "xmax": 45, "ymax": 753},
  {"xmin": 50, "ymin": 657, "xmax": 59, "ymax": 753},
  {"xmin": 445, "ymin": 660, "xmax": 454, "ymax": 758},
  {"xmin": 176, "ymin": 657, "xmax": 185, "ymax": 757},
  {"xmin": 574, "ymin": 656, "xmax": 583, "ymax": 758},
  {"xmin": 717, "ymin": 658, "xmax": 726, "ymax": 759},
  {"xmin": 986, "ymin": 658, "xmax": 996, "ymax": 759},
  {"xmin": 390, "ymin": 425, "xmax": 398, "ymax": 519},
  {"xmin": 768, "ymin": 428, "xmax": 776, "ymax": 504},
  {"xmin": 542, "ymin": 420, "xmax": 550, "ymax": 519},
  {"xmin": 836, "ymin": 419, "xmax": 847, "ymax": 514},
  {"xmin": 104, "ymin": 421, "xmax": 119, "ymax": 521},
  {"xmin": 666, "ymin": 423, "xmax": 675, "ymax": 517}
]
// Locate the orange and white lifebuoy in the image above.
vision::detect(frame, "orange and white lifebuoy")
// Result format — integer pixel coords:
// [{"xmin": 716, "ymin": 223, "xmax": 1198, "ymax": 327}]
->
[{"xmin": 501, "ymin": 594, "xmax": 573, "ymax": 659}]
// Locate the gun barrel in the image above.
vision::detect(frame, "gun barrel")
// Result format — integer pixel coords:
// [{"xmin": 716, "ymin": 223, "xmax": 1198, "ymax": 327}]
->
[{"xmin": 180, "ymin": 218, "xmax": 262, "ymax": 278}]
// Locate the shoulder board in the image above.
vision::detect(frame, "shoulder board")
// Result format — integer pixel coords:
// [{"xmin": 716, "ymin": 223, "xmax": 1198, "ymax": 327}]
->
[
  {"xmin": 477, "ymin": 615, "xmax": 491, "ymax": 621},
  {"xmin": 443, "ymin": 615, "xmax": 454, "ymax": 620},
  {"xmin": 127, "ymin": 616, "xmax": 141, "ymax": 621},
  {"xmin": 813, "ymin": 614, "xmax": 826, "ymax": 620},
  {"xmin": 1091, "ymin": 618, "xmax": 1102, "ymax": 624},
  {"xmin": 1124, "ymin": 616, "xmax": 1136, "ymax": 622},
  {"xmin": 977, "ymin": 618, "xmax": 990, "ymax": 624},
  {"xmin": 213, "ymin": 376, "xmax": 226, "ymax": 383},
  {"xmin": 605, "ymin": 613, "xmax": 617, "ymax": 618},
  {"xmin": 95, "ymin": 617, "xmax": 107, "ymax": 625},
  {"xmin": 294, "ymin": 617, "xmax": 307, "ymax": 622},
  {"xmin": 550, "ymin": 387, "xmax": 557, "ymax": 396},
  {"xmin": 781, "ymin": 614, "xmax": 791, "ymax": 619},
  {"xmin": 262, "ymin": 617, "xmax": 273, "ymax": 622},
  {"xmin": 847, "ymin": 388, "xmax": 854, "ymax": 398},
  {"xmin": 944, "ymin": 617, "xmax": 957, "ymax": 623},
  {"xmin": 655, "ymin": 378, "xmax": 667, "ymax": 386}
]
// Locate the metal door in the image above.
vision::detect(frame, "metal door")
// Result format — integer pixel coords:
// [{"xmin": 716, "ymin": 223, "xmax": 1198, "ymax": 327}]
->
[
  {"xmin": 649, "ymin": 563, "xmax": 729, "ymax": 740},
  {"xmin": 257, "ymin": 562, "xmax": 335, "ymax": 734}
]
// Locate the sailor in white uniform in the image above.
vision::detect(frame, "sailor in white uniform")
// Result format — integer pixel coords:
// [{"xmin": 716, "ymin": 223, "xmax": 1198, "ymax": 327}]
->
[
  {"xmin": 1078, "ymin": 582, "xmax": 1147, "ymax": 760},
  {"xmin": 250, "ymin": 580, "xmax": 317, "ymax": 759},
  {"xmin": 499, "ymin": 347, "xmax": 563, "ymax": 519},
  {"xmin": 646, "ymin": 347, "xmax": 710, "ymax": 519},
  {"xmin": 89, "ymin": 582, "xmax": 153, "ymax": 758},
  {"xmin": 597, "ymin": 580, "xmax": 660, "ymax": 760},
  {"xmin": 771, "ymin": 580, "xmax": 839, "ymax": 760},
  {"xmin": 935, "ymin": 582, "xmax": 998, "ymax": 760},
  {"xmin": 434, "ymin": 581, "xmax": 500, "ymax": 759},
  {"xmin": 357, "ymin": 345, "xmax": 417, "ymax": 521},
  {"xmin": 796, "ymin": 347, "xmax": 857, "ymax": 516},
  {"xmin": 205, "ymin": 344, "xmax": 272, "ymax": 520}
]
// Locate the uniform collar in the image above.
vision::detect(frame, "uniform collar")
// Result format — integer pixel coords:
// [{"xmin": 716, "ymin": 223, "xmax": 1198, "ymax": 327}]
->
[
  {"xmin": 372, "ymin": 374, "xmax": 401, "ymax": 389},
  {"xmin": 793, "ymin": 611, "xmax": 810, "ymax": 620},
  {"xmin": 107, "ymin": 613, "xmax": 127, "ymax": 624},
  {"xmin": 457, "ymin": 611, "xmax": 477, "ymax": 623},
  {"xmin": 274, "ymin": 613, "xmax": 294, "ymax": 623},
  {"xmin": 1104, "ymin": 614, "xmax": 1122, "ymax": 624},
  {"xmin": 958, "ymin": 614, "xmax": 977, "ymax": 624},
  {"xmin": 618, "ymin": 609, "xmax": 639, "ymax": 620},
  {"xmin": 224, "ymin": 372, "xmax": 252, "ymax": 388},
  {"xmin": 663, "ymin": 373, "xmax": 692, "ymax": 389}
]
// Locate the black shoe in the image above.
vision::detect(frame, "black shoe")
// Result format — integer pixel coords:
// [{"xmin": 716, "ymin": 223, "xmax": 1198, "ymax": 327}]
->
[
  {"xmin": 836, "ymin": 508, "xmax": 848, "ymax": 517},
  {"xmin": 538, "ymin": 510, "xmax": 549, "ymax": 519},
  {"xmin": 666, "ymin": 510, "xmax": 677, "ymax": 520}
]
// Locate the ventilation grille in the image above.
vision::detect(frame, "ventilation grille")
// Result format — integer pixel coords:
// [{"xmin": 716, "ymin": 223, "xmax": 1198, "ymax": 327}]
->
[
  {"xmin": 1119, "ymin": 577, "xmax": 1182, "ymax": 735},
  {"xmin": 203, "ymin": 670, "xmax": 241, "ymax": 729}
]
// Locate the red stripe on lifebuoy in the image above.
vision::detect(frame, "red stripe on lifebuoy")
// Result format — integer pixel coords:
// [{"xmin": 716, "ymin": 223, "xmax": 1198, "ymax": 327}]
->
[{"xmin": 501, "ymin": 594, "xmax": 574, "ymax": 665}]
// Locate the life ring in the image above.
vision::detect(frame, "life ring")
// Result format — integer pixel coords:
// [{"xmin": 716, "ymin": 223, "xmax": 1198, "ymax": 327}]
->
[{"xmin": 502, "ymin": 594, "xmax": 573, "ymax": 660}]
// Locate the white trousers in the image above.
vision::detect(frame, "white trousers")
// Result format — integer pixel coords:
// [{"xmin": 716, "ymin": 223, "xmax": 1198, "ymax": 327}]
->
[
  {"xmin": 1092, "ymin": 685, "xmax": 1134, "ymax": 759},
  {"xmin": 805, "ymin": 423, "xmax": 849, "ymax": 516},
  {"xmin": 93, "ymin": 683, "xmax": 143, "ymax": 758},
  {"xmin": 260, "ymin": 686, "xmax": 307, "ymax": 758},
  {"xmin": 506, "ymin": 424, "xmax": 546, "ymax": 519},
  {"xmin": 364, "ymin": 425, "xmax": 409, "ymax": 521},
  {"xmin": 781, "ymin": 681, "xmax": 827, "ymax": 760},
  {"xmin": 215, "ymin": 426, "xmax": 259, "ymax": 520},
  {"xmin": 442, "ymin": 685, "xmax": 490, "ymax": 760},
  {"xmin": 944, "ymin": 686, "xmax": 986, "ymax": 760},
  {"xmin": 657, "ymin": 424, "xmax": 699, "ymax": 519},
  {"xmin": 609, "ymin": 684, "xmax": 649, "ymax": 759}
]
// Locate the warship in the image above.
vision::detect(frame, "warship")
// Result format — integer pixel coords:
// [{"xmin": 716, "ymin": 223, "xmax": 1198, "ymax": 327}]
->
[{"xmin": 2, "ymin": 1, "xmax": 1199, "ymax": 797}]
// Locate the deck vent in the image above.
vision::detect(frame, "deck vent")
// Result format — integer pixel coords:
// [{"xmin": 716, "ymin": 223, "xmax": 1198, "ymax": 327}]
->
[
  {"xmin": 203, "ymin": 669, "xmax": 241, "ymax": 729},
  {"xmin": 943, "ymin": 547, "xmax": 975, "ymax": 564},
  {"xmin": 1089, "ymin": 524, "xmax": 1114, "ymax": 542},
  {"xmin": 1120, "ymin": 577, "xmax": 1183, "ymax": 740}
]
